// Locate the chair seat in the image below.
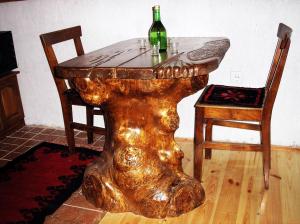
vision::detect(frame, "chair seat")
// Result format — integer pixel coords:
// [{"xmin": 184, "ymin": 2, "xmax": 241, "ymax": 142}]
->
[{"xmin": 198, "ymin": 85, "xmax": 265, "ymax": 108}]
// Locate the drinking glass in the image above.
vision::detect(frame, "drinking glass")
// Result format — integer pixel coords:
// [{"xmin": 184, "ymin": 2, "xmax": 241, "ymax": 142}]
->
[
  {"xmin": 139, "ymin": 39, "xmax": 146, "ymax": 49},
  {"xmin": 151, "ymin": 42, "xmax": 160, "ymax": 56},
  {"xmin": 170, "ymin": 41, "xmax": 179, "ymax": 54}
]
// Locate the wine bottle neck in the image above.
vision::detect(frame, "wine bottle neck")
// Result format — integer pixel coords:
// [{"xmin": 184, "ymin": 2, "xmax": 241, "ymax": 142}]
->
[{"xmin": 153, "ymin": 9, "xmax": 161, "ymax": 22}]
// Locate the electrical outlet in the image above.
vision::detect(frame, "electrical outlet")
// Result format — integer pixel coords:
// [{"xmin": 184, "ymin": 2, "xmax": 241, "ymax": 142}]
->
[{"xmin": 230, "ymin": 70, "xmax": 242, "ymax": 84}]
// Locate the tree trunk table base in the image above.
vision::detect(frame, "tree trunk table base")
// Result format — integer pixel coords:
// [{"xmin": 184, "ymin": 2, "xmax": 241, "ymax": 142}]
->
[{"xmin": 74, "ymin": 76, "xmax": 207, "ymax": 218}]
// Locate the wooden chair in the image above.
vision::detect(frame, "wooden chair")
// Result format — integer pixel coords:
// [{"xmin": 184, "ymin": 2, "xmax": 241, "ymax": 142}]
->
[
  {"xmin": 40, "ymin": 26, "xmax": 106, "ymax": 150},
  {"xmin": 194, "ymin": 23, "xmax": 292, "ymax": 189}
]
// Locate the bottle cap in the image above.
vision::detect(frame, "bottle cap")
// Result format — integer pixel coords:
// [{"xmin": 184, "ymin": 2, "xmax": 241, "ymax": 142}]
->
[{"xmin": 153, "ymin": 5, "xmax": 160, "ymax": 10}]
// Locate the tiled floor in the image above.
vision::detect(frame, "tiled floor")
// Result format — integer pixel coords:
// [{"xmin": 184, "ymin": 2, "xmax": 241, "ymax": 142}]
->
[
  {"xmin": 0, "ymin": 125, "xmax": 105, "ymax": 167},
  {"xmin": 0, "ymin": 125, "xmax": 106, "ymax": 223}
]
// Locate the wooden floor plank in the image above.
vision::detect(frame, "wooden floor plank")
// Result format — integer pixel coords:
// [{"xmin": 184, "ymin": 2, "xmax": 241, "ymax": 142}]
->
[
  {"xmin": 201, "ymin": 150, "xmax": 229, "ymax": 224},
  {"xmin": 236, "ymin": 152, "xmax": 264, "ymax": 224},
  {"xmin": 180, "ymin": 141, "xmax": 231, "ymax": 223},
  {"xmin": 210, "ymin": 151, "xmax": 246, "ymax": 223},
  {"xmin": 278, "ymin": 151, "xmax": 300, "ymax": 224},
  {"xmin": 99, "ymin": 142, "xmax": 300, "ymax": 224},
  {"xmin": 259, "ymin": 151, "xmax": 283, "ymax": 224}
]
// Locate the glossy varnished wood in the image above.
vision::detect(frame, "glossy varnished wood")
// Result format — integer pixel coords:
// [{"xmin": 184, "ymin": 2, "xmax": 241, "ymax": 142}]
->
[
  {"xmin": 0, "ymin": 71, "xmax": 25, "ymax": 138},
  {"xmin": 194, "ymin": 23, "xmax": 293, "ymax": 189},
  {"xmin": 56, "ymin": 36, "xmax": 230, "ymax": 218},
  {"xmin": 98, "ymin": 141, "xmax": 300, "ymax": 224},
  {"xmin": 56, "ymin": 37, "xmax": 230, "ymax": 79}
]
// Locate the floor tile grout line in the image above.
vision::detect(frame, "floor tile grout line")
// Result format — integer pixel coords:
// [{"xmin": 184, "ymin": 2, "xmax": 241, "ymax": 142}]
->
[
  {"xmin": 3, "ymin": 129, "xmax": 104, "ymax": 141},
  {"xmin": 0, "ymin": 158, "xmax": 12, "ymax": 161},
  {"xmin": 5, "ymin": 133, "xmax": 103, "ymax": 140},
  {"xmin": 0, "ymin": 149, "xmax": 12, "ymax": 152},
  {"xmin": 3, "ymin": 136, "xmax": 38, "ymax": 140},
  {"xmin": 6, "ymin": 132, "xmax": 63, "ymax": 139},
  {"xmin": 63, "ymin": 203, "xmax": 104, "ymax": 213},
  {"xmin": 0, "ymin": 142, "xmax": 20, "ymax": 146}
]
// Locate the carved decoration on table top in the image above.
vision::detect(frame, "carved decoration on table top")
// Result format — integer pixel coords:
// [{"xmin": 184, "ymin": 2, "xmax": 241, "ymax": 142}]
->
[
  {"xmin": 187, "ymin": 39, "xmax": 230, "ymax": 62},
  {"xmin": 155, "ymin": 39, "xmax": 230, "ymax": 79}
]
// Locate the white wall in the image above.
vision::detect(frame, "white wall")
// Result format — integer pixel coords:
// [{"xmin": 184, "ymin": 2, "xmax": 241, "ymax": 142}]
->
[{"xmin": 0, "ymin": 0, "xmax": 299, "ymax": 146}]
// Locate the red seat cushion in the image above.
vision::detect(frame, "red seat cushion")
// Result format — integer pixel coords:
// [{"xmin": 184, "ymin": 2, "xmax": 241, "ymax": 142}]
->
[{"xmin": 199, "ymin": 85, "xmax": 265, "ymax": 108}]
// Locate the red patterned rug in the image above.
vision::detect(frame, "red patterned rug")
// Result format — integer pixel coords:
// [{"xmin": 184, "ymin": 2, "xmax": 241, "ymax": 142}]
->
[{"xmin": 0, "ymin": 142, "xmax": 100, "ymax": 224}]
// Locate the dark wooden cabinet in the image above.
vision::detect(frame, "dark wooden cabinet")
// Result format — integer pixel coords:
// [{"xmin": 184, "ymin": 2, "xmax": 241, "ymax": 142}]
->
[{"xmin": 0, "ymin": 71, "xmax": 25, "ymax": 138}]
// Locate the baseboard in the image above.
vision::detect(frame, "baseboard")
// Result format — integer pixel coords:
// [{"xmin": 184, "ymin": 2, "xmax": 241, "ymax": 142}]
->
[{"xmin": 174, "ymin": 137, "xmax": 300, "ymax": 152}]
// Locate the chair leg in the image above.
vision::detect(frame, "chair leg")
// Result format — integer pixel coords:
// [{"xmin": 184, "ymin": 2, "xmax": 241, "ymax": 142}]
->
[
  {"xmin": 61, "ymin": 100, "xmax": 75, "ymax": 151},
  {"xmin": 194, "ymin": 107, "xmax": 204, "ymax": 182},
  {"xmin": 205, "ymin": 119, "xmax": 213, "ymax": 159},
  {"xmin": 103, "ymin": 110, "xmax": 112, "ymax": 153},
  {"xmin": 86, "ymin": 106, "xmax": 94, "ymax": 144},
  {"xmin": 261, "ymin": 121, "xmax": 271, "ymax": 190}
]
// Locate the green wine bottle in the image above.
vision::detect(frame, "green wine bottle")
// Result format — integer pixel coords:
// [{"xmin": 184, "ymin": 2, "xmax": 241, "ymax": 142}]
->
[{"xmin": 148, "ymin": 5, "xmax": 167, "ymax": 52}]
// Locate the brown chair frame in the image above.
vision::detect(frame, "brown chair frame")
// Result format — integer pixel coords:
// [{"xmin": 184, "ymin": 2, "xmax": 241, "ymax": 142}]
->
[
  {"xmin": 194, "ymin": 23, "xmax": 292, "ymax": 189},
  {"xmin": 40, "ymin": 26, "xmax": 106, "ymax": 150}
]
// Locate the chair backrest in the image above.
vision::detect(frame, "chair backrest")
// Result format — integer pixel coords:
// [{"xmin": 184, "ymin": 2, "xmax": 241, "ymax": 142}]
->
[
  {"xmin": 40, "ymin": 26, "xmax": 84, "ymax": 97},
  {"xmin": 263, "ymin": 23, "xmax": 292, "ymax": 117}
]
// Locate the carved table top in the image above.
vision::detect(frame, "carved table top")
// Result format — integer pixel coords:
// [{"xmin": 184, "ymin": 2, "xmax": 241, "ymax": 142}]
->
[{"xmin": 56, "ymin": 37, "xmax": 230, "ymax": 80}]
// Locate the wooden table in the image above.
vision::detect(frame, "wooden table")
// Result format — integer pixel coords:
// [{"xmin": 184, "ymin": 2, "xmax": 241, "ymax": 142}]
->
[{"xmin": 56, "ymin": 37, "xmax": 230, "ymax": 218}]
